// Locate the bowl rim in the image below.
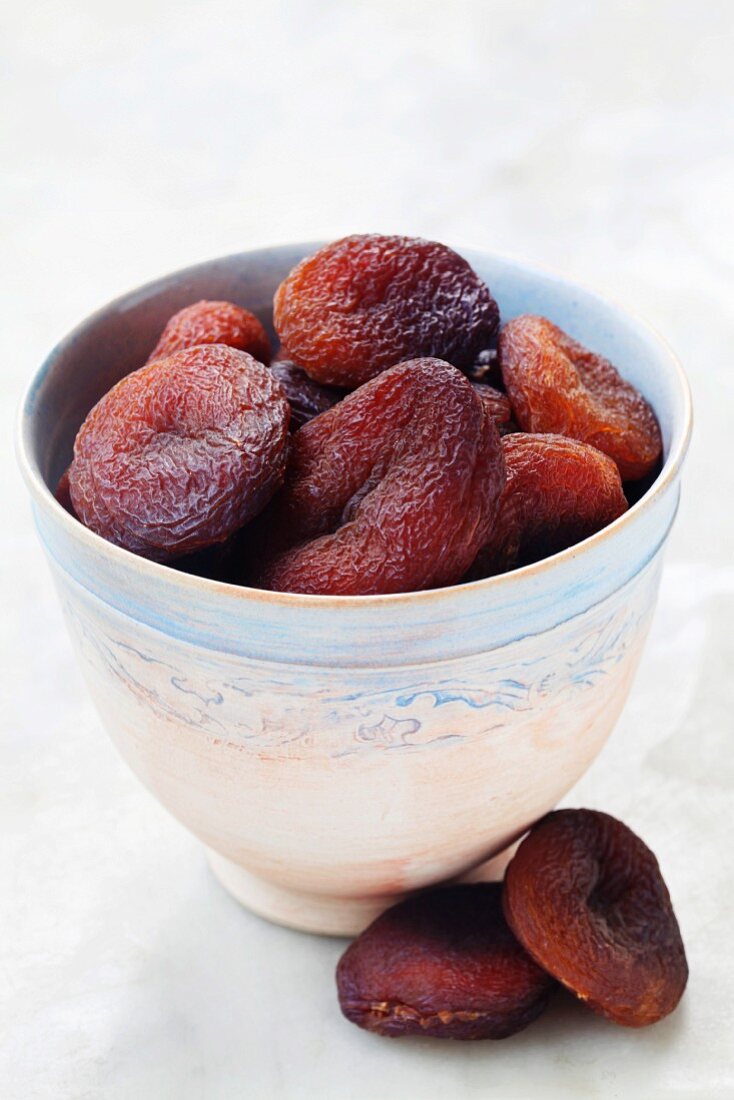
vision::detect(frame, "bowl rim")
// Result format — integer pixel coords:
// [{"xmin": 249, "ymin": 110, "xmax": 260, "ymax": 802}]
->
[{"xmin": 16, "ymin": 242, "xmax": 693, "ymax": 609}]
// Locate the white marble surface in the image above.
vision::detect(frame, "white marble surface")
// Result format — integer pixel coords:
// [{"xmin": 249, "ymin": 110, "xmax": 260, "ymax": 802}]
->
[{"xmin": 2, "ymin": 1, "xmax": 733, "ymax": 1096}]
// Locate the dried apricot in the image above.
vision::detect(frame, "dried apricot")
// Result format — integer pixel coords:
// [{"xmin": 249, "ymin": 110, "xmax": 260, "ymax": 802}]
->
[
  {"xmin": 471, "ymin": 383, "xmax": 512, "ymax": 432},
  {"xmin": 500, "ymin": 316, "xmax": 662, "ymax": 480},
  {"xmin": 269, "ymin": 359, "xmax": 343, "ymax": 430},
  {"xmin": 254, "ymin": 359, "xmax": 505, "ymax": 595},
  {"xmin": 273, "ymin": 235, "xmax": 500, "ymax": 388},
  {"xmin": 54, "ymin": 466, "xmax": 76, "ymax": 516},
  {"xmin": 503, "ymin": 810, "xmax": 688, "ymax": 1028},
  {"xmin": 69, "ymin": 345, "xmax": 290, "ymax": 560},
  {"xmin": 337, "ymin": 884, "xmax": 555, "ymax": 1040},
  {"xmin": 470, "ymin": 433, "xmax": 628, "ymax": 576},
  {"xmin": 146, "ymin": 300, "xmax": 271, "ymax": 365}
]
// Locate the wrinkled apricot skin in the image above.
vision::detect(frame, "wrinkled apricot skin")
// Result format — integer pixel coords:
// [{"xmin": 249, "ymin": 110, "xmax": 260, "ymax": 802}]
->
[
  {"xmin": 470, "ymin": 433, "xmax": 628, "ymax": 577},
  {"xmin": 269, "ymin": 359, "xmax": 343, "ymax": 430},
  {"xmin": 146, "ymin": 300, "xmax": 272, "ymax": 365},
  {"xmin": 500, "ymin": 316, "xmax": 662, "ymax": 480},
  {"xmin": 255, "ymin": 359, "xmax": 505, "ymax": 596},
  {"xmin": 337, "ymin": 884, "xmax": 555, "ymax": 1040},
  {"xmin": 471, "ymin": 383, "xmax": 513, "ymax": 431},
  {"xmin": 273, "ymin": 235, "xmax": 500, "ymax": 388},
  {"xmin": 54, "ymin": 466, "xmax": 76, "ymax": 516},
  {"xmin": 503, "ymin": 810, "xmax": 688, "ymax": 1028},
  {"xmin": 69, "ymin": 345, "xmax": 290, "ymax": 561}
]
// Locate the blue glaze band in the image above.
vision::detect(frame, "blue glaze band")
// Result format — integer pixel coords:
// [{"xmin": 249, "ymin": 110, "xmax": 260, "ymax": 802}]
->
[{"xmin": 18, "ymin": 245, "xmax": 692, "ymax": 669}]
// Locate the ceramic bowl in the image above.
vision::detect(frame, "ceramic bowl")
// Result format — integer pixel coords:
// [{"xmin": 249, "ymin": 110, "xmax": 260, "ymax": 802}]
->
[{"xmin": 17, "ymin": 244, "xmax": 692, "ymax": 935}]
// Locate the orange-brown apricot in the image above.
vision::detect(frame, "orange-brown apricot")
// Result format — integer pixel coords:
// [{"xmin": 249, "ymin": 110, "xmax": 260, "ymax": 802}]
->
[
  {"xmin": 146, "ymin": 300, "xmax": 271, "ymax": 365},
  {"xmin": 503, "ymin": 809, "xmax": 688, "ymax": 1028},
  {"xmin": 500, "ymin": 316, "xmax": 662, "ymax": 480},
  {"xmin": 470, "ymin": 433, "xmax": 628, "ymax": 576}
]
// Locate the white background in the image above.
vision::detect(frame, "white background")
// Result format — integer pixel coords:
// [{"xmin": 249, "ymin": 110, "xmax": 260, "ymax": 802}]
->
[{"xmin": 2, "ymin": 1, "xmax": 733, "ymax": 1097}]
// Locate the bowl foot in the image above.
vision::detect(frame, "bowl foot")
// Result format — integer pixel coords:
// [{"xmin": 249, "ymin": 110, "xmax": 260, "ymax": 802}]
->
[
  {"xmin": 205, "ymin": 849, "xmax": 399, "ymax": 936},
  {"xmin": 205, "ymin": 843, "xmax": 520, "ymax": 937}
]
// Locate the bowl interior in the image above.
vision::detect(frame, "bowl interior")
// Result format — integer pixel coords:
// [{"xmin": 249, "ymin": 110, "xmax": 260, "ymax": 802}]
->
[{"xmin": 24, "ymin": 243, "xmax": 690, "ymax": 497}]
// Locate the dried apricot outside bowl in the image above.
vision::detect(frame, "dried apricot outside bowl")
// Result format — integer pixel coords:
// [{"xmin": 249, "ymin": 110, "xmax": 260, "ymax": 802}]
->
[
  {"xmin": 17, "ymin": 244, "xmax": 691, "ymax": 935},
  {"xmin": 337, "ymin": 883, "xmax": 556, "ymax": 1039},
  {"xmin": 503, "ymin": 810, "xmax": 688, "ymax": 1027}
]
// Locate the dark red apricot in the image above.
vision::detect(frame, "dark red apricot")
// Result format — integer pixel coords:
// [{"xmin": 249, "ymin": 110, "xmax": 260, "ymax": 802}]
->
[
  {"xmin": 54, "ymin": 466, "xmax": 76, "ymax": 517},
  {"xmin": 470, "ymin": 433, "xmax": 628, "ymax": 577},
  {"xmin": 254, "ymin": 359, "xmax": 505, "ymax": 596},
  {"xmin": 337, "ymin": 884, "xmax": 555, "ymax": 1040},
  {"xmin": 269, "ymin": 359, "xmax": 344, "ymax": 430},
  {"xmin": 503, "ymin": 810, "xmax": 688, "ymax": 1028},
  {"xmin": 499, "ymin": 316, "xmax": 662, "ymax": 480},
  {"xmin": 471, "ymin": 383, "xmax": 512, "ymax": 432},
  {"xmin": 146, "ymin": 300, "xmax": 271, "ymax": 365},
  {"xmin": 69, "ymin": 345, "xmax": 290, "ymax": 560},
  {"xmin": 273, "ymin": 235, "xmax": 500, "ymax": 388}
]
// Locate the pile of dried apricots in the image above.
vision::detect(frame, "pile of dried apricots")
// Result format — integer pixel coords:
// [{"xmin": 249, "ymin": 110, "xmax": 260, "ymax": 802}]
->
[
  {"xmin": 58, "ymin": 238, "xmax": 686, "ymax": 1040},
  {"xmin": 59, "ymin": 234, "xmax": 663, "ymax": 595},
  {"xmin": 337, "ymin": 809, "xmax": 687, "ymax": 1040}
]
